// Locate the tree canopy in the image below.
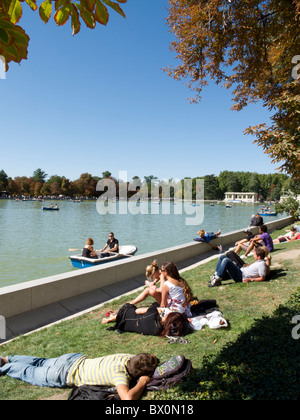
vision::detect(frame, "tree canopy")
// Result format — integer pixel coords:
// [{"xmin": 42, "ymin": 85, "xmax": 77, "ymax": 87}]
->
[
  {"xmin": 0, "ymin": 0, "xmax": 127, "ymax": 70},
  {"xmin": 0, "ymin": 168, "xmax": 294, "ymax": 201},
  {"xmin": 167, "ymin": 0, "xmax": 300, "ymax": 179}
]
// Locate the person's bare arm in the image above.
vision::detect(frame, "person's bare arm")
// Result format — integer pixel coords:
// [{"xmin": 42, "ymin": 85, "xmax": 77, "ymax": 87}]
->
[
  {"xmin": 160, "ymin": 284, "xmax": 169, "ymax": 308},
  {"xmin": 117, "ymin": 376, "xmax": 151, "ymax": 400},
  {"xmin": 243, "ymin": 276, "xmax": 265, "ymax": 283},
  {"xmin": 135, "ymin": 308, "xmax": 148, "ymax": 315}
]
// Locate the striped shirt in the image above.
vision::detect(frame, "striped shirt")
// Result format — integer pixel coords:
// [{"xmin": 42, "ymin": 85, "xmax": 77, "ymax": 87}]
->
[{"xmin": 66, "ymin": 354, "xmax": 132, "ymax": 388}]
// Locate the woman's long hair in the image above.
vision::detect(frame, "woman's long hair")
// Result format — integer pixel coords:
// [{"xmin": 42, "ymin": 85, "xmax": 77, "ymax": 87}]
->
[
  {"xmin": 161, "ymin": 261, "xmax": 194, "ymax": 304},
  {"xmin": 145, "ymin": 260, "xmax": 160, "ymax": 279},
  {"xmin": 160, "ymin": 312, "xmax": 187, "ymax": 337}
]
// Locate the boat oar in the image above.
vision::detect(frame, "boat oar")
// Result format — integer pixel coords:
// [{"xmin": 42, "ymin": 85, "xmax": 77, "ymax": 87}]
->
[{"xmin": 105, "ymin": 251, "xmax": 135, "ymax": 258}]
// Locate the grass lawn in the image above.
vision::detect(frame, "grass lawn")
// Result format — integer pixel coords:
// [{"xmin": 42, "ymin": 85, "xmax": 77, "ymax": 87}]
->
[{"xmin": 1, "ymin": 224, "xmax": 300, "ymax": 400}]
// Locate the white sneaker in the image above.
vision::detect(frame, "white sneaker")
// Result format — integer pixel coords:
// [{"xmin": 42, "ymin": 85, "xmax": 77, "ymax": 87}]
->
[{"xmin": 208, "ymin": 275, "xmax": 222, "ymax": 288}]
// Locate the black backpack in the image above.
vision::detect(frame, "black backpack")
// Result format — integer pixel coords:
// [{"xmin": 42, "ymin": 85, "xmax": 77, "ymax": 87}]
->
[
  {"xmin": 146, "ymin": 355, "xmax": 192, "ymax": 391},
  {"xmin": 68, "ymin": 385, "xmax": 120, "ymax": 400}
]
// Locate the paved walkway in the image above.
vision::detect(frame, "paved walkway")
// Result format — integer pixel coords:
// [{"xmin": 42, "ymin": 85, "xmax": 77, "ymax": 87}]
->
[{"xmin": 0, "ymin": 245, "xmax": 232, "ymax": 346}]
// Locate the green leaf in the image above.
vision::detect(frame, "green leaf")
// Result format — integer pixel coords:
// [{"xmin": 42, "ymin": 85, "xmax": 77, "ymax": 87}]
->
[
  {"xmin": 8, "ymin": 0, "xmax": 23, "ymax": 24},
  {"xmin": 54, "ymin": 5, "xmax": 71, "ymax": 25},
  {"xmin": 95, "ymin": 0, "xmax": 109, "ymax": 25},
  {"xmin": 24, "ymin": 0, "xmax": 38, "ymax": 11},
  {"xmin": 75, "ymin": 2, "xmax": 95, "ymax": 28},
  {"xmin": 39, "ymin": 0, "xmax": 52, "ymax": 24},
  {"xmin": 0, "ymin": 0, "xmax": 11, "ymax": 14},
  {"xmin": 0, "ymin": 27, "xmax": 11, "ymax": 45},
  {"xmin": 102, "ymin": 0, "xmax": 125, "ymax": 18},
  {"xmin": 70, "ymin": 3, "xmax": 81, "ymax": 35},
  {"xmin": 86, "ymin": 0, "xmax": 96, "ymax": 12},
  {"xmin": 54, "ymin": 0, "xmax": 69, "ymax": 11},
  {"xmin": 0, "ymin": 11, "xmax": 29, "ymax": 66}
]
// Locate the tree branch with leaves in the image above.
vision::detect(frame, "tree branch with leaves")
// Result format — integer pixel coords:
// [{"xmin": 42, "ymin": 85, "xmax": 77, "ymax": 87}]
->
[
  {"xmin": 0, "ymin": 0, "xmax": 127, "ymax": 69},
  {"xmin": 166, "ymin": 0, "xmax": 300, "ymax": 179}
]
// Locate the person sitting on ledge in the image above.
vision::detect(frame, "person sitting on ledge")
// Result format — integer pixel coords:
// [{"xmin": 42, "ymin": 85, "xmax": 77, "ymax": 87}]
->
[
  {"xmin": 208, "ymin": 247, "xmax": 267, "ymax": 288},
  {"xmin": 193, "ymin": 229, "xmax": 222, "ymax": 251},
  {"xmin": 0, "ymin": 352, "xmax": 159, "ymax": 401}
]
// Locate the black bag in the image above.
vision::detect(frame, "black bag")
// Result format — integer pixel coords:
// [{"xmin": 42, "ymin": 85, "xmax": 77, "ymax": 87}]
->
[
  {"xmin": 190, "ymin": 299, "xmax": 219, "ymax": 317},
  {"xmin": 68, "ymin": 385, "xmax": 120, "ymax": 401},
  {"xmin": 226, "ymin": 250, "xmax": 245, "ymax": 268},
  {"xmin": 146, "ymin": 355, "xmax": 192, "ymax": 391}
]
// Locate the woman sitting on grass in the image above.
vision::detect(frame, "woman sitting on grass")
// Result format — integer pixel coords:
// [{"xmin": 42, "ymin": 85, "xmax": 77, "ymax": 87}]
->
[
  {"xmin": 130, "ymin": 261, "xmax": 194, "ymax": 317},
  {"xmin": 102, "ymin": 261, "xmax": 194, "ymax": 336}
]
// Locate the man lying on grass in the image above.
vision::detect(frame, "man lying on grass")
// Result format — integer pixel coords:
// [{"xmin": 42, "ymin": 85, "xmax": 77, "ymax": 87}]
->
[
  {"xmin": 0, "ymin": 352, "xmax": 159, "ymax": 400},
  {"xmin": 209, "ymin": 247, "xmax": 267, "ymax": 288}
]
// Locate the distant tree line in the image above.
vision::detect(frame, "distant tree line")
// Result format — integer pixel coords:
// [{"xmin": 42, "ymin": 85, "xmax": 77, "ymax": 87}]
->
[{"xmin": 0, "ymin": 168, "xmax": 297, "ymax": 201}]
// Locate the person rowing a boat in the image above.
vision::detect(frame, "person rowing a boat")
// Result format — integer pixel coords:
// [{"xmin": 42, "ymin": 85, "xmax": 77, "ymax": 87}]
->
[
  {"xmin": 99, "ymin": 232, "xmax": 119, "ymax": 258},
  {"xmin": 82, "ymin": 238, "xmax": 99, "ymax": 259}
]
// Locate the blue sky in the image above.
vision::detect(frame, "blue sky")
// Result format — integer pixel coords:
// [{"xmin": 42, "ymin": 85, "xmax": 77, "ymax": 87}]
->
[{"xmin": 0, "ymin": 0, "xmax": 280, "ymax": 182}]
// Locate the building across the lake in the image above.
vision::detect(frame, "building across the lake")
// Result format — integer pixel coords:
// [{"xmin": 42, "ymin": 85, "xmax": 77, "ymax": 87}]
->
[{"xmin": 224, "ymin": 192, "xmax": 258, "ymax": 203}]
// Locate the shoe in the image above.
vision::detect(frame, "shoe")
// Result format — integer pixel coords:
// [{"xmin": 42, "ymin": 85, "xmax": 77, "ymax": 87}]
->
[
  {"xmin": 218, "ymin": 245, "xmax": 223, "ymax": 252},
  {"xmin": 208, "ymin": 276, "xmax": 221, "ymax": 288},
  {"xmin": 208, "ymin": 273, "xmax": 218, "ymax": 284}
]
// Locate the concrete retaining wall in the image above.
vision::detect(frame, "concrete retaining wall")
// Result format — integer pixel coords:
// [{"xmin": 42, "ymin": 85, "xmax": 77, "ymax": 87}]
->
[{"xmin": 0, "ymin": 216, "xmax": 293, "ymax": 319}]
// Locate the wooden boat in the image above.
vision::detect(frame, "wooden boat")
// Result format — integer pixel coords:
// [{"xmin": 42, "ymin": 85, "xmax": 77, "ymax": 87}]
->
[{"xmin": 69, "ymin": 245, "xmax": 137, "ymax": 269}]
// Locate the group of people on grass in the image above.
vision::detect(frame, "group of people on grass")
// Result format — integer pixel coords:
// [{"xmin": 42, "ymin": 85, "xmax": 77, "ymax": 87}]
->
[
  {"xmin": 208, "ymin": 223, "xmax": 274, "ymax": 287},
  {"xmin": 0, "ymin": 260, "xmax": 194, "ymax": 400},
  {"xmin": 2, "ymin": 223, "xmax": 299, "ymax": 400}
]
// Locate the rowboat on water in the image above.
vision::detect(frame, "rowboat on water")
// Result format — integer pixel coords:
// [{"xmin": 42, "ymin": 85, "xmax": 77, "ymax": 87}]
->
[
  {"xmin": 259, "ymin": 208, "xmax": 277, "ymax": 216},
  {"xmin": 69, "ymin": 245, "xmax": 138, "ymax": 269},
  {"xmin": 259, "ymin": 212, "xmax": 278, "ymax": 216},
  {"xmin": 42, "ymin": 206, "xmax": 59, "ymax": 211}
]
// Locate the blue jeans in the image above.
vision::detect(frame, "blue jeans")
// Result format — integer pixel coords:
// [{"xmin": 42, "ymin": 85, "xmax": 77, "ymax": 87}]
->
[
  {"xmin": 216, "ymin": 255, "xmax": 243, "ymax": 283},
  {"xmin": 0, "ymin": 353, "xmax": 82, "ymax": 388}
]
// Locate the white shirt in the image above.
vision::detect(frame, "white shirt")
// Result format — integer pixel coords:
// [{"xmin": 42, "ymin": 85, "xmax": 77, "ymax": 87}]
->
[{"xmin": 241, "ymin": 260, "xmax": 267, "ymax": 279}]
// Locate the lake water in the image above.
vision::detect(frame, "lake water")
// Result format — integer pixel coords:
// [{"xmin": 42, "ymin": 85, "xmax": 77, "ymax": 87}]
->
[{"xmin": 0, "ymin": 199, "xmax": 284, "ymax": 288}]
